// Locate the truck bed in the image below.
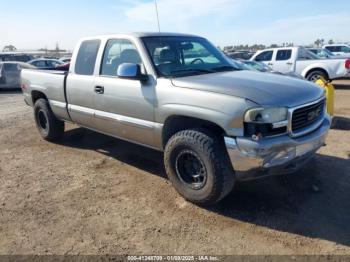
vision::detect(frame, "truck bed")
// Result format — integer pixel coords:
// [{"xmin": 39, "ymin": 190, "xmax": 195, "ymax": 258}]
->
[
  {"xmin": 21, "ymin": 69, "xmax": 70, "ymax": 121},
  {"xmin": 296, "ymin": 59, "xmax": 349, "ymax": 80}
]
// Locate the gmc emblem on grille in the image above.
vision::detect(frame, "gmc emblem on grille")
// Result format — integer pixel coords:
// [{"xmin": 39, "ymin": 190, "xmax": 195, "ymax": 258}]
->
[{"xmin": 307, "ymin": 108, "xmax": 322, "ymax": 121}]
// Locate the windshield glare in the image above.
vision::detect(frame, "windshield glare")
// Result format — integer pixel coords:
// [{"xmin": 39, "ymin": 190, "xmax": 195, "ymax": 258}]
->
[{"xmin": 142, "ymin": 36, "xmax": 239, "ymax": 77}]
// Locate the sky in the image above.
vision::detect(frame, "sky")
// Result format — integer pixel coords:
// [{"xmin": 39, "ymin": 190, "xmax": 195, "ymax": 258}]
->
[{"xmin": 1, "ymin": 0, "xmax": 350, "ymax": 50}]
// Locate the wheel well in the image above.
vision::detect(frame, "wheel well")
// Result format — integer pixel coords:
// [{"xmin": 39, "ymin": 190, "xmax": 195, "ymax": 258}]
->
[
  {"xmin": 306, "ymin": 68, "xmax": 329, "ymax": 80},
  {"xmin": 31, "ymin": 91, "xmax": 48, "ymax": 105},
  {"xmin": 162, "ymin": 116, "xmax": 226, "ymax": 148}
]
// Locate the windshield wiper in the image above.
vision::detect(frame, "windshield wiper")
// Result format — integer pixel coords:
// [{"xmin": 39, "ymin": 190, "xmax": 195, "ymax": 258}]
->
[
  {"xmin": 171, "ymin": 68, "xmax": 215, "ymax": 74},
  {"xmin": 211, "ymin": 65, "xmax": 240, "ymax": 72}
]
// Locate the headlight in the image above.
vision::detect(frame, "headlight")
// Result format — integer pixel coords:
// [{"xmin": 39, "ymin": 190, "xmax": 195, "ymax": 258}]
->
[
  {"xmin": 244, "ymin": 107, "xmax": 288, "ymax": 123},
  {"xmin": 244, "ymin": 107, "xmax": 288, "ymax": 139}
]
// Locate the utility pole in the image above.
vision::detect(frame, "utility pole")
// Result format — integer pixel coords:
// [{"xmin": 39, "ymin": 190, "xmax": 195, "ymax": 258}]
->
[{"xmin": 154, "ymin": 0, "xmax": 161, "ymax": 33}]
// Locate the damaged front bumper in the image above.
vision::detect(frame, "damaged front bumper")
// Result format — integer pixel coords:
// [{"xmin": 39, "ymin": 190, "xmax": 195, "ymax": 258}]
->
[{"xmin": 224, "ymin": 117, "xmax": 330, "ymax": 181}]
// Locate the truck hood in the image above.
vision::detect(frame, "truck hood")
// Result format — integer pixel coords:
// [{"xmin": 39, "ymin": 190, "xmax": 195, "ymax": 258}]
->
[{"xmin": 171, "ymin": 70, "xmax": 324, "ymax": 107}]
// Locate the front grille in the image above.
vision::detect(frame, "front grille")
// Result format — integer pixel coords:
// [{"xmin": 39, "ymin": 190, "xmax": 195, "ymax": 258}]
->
[{"xmin": 292, "ymin": 99, "xmax": 325, "ymax": 132}]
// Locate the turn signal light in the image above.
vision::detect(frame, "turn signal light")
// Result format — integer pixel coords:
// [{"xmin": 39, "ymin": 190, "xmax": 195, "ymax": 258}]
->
[{"xmin": 345, "ymin": 59, "xmax": 350, "ymax": 69}]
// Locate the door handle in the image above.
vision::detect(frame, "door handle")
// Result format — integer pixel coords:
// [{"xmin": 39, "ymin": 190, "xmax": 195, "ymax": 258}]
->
[
  {"xmin": 94, "ymin": 86, "xmax": 104, "ymax": 94},
  {"xmin": 268, "ymin": 63, "xmax": 273, "ymax": 66},
  {"xmin": 286, "ymin": 62, "xmax": 293, "ymax": 65}
]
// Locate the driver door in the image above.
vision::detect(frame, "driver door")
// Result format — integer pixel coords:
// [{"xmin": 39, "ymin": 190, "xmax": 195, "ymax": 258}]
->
[{"xmin": 93, "ymin": 38, "xmax": 157, "ymax": 147}]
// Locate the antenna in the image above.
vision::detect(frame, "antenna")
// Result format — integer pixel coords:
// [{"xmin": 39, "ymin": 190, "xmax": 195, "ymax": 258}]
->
[{"xmin": 154, "ymin": 0, "xmax": 161, "ymax": 33}]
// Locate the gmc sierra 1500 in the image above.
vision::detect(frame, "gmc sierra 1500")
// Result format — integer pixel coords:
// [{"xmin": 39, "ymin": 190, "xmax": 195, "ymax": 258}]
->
[{"xmin": 21, "ymin": 33, "xmax": 330, "ymax": 205}]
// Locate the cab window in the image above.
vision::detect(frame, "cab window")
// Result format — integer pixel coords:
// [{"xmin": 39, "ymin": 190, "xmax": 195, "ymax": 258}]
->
[
  {"xmin": 33, "ymin": 61, "xmax": 47, "ymax": 68},
  {"xmin": 255, "ymin": 51, "xmax": 273, "ymax": 62},
  {"xmin": 325, "ymin": 46, "xmax": 340, "ymax": 52},
  {"xmin": 75, "ymin": 40, "xmax": 101, "ymax": 76},
  {"xmin": 276, "ymin": 50, "xmax": 292, "ymax": 61},
  {"xmin": 100, "ymin": 39, "xmax": 141, "ymax": 76},
  {"xmin": 4, "ymin": 63, "xmax": 20, "ymax": 71}
]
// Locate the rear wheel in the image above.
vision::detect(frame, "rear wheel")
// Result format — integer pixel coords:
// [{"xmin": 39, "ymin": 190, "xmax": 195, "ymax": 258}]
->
[
  {"xmin": 164, "ymin": 129, "xmax": 235, "ymax": 205},
  {"xmin": 34, "ymin": 98, "xmax": 64, "ymax": 141},
  {"xmin": 306, "ymin": 70, "xmax": 328, "ymax": 82}
]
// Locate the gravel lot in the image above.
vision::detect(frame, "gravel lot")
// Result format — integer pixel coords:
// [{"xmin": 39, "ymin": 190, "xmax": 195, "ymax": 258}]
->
[{"xmin": 0, "ymin": 81, "xmax": 349, "ymax": 255}]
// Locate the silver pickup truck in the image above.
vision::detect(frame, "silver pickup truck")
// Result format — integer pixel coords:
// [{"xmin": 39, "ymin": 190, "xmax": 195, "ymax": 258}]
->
[{"xmin": 21, "ymin": 33, "xmax": 330, "ymax": 205}]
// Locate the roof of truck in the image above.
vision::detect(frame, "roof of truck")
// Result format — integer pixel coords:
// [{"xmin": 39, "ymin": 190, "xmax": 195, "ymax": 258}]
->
[
  {"xmin": 80, "ymin": 32, "xmax": 202, "ymax": 41},
  {"xmin": 132, "ymin": 32, "xmax": 201, "ymax": 37}
]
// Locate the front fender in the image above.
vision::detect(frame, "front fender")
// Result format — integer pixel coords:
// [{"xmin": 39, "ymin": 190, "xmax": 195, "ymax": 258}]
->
[{"xmin": 158, "ymin": 98, "xmax": 257, "ymax": 138}]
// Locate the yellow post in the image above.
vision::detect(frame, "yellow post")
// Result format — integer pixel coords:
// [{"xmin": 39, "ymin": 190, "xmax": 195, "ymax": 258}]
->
[{"xmin": 315, "ymin": 77, "xmax": 335, "ymax": 116}]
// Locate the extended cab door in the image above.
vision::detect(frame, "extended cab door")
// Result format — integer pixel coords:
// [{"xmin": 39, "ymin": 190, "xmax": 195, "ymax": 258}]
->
[
  {"xmin": 253, "ymin": 50, "xmax": 274, "ymax": 68},
  {"xmin": 93, "ymin": 38, "xmax": 157, "ymax": 147},
  {"xmin": 66, "ymin": 39, "xmax": 101, "ymax": 129},
  {"xmin": 271, "ymin": 49, "xmax": 295, "ymax": 73}
]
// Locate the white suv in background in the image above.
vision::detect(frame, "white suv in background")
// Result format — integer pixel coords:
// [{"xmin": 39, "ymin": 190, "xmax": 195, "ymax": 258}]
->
[
  {"xmin": 250, "ymin": 47, "xmax": 350, "ymax": 81},
  {"xmin": 323, "ymin": 44, "xmax": 350, "ymax": 58}
]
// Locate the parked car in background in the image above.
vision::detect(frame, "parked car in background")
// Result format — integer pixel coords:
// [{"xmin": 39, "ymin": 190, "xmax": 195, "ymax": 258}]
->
[
  {"xmin": 226, "ymin": 50, "xmax": 255, "ymax": 60},
  {"xmin": 28, "ymin": 58, "xmax": 65, "ymax": 70},
  {"xmin": 59, "ymin": 57, "xmax": 71, "ymax": 63},
  {"xmin": 0, "ymin": 53, "xmax": 35, "ymax": 63},
  {"xmin": 307, "ymin": 48, "xmax": 339, "ymax": 59},
  {"xmin": 323, "ymin": 44, "xmax": 350, "ymax": 57},
  {"xmin": 251, "ymin": 47, "xmax": 350, "ymax": 82},
  {"xmin": 240, "ymin": 60, "xmax": 304, "ymax": 79},
  {"xmin": 22, "ymin": 32, "xmax": 330, "ymax": 205},
  {"xmin": 0, "ymin": 62, "xmax": 36, "ymax": 89},
  {"xmin": 55, "ymin": 62, "xmax": 70, "ymax": 71}
]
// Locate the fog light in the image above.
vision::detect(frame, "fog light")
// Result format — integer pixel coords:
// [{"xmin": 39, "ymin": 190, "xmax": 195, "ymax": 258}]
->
[{"xmin": 240, "ymin": 147, "xmax": 272, "ymax": 157}]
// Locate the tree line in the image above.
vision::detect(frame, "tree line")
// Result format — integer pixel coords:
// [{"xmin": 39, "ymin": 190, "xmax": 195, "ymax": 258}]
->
[{"xmin": 2, "ymin": 42, "xmax": 66, "ymax": 53}]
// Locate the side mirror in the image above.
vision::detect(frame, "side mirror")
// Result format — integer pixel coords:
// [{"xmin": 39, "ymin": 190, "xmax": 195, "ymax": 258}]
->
[{"xmin": 117, "ymin": 63, "xmax": 148, "ymax": 81}]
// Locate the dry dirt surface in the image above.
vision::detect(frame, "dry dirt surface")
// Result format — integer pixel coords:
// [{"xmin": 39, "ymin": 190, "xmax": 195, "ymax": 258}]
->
[{"xmin": 0, "ymin": 82, "xmax": 349, "ymax": 255}]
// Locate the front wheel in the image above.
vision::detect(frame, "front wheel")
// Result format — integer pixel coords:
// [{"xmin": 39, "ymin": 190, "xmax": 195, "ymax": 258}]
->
[
  {"xmin": 34, "ymin": 98, "xmax": 64, "ymax": 142},
  {"xmin": 164, "ymin": 129, "xmax": 235, "ymax": 205}
]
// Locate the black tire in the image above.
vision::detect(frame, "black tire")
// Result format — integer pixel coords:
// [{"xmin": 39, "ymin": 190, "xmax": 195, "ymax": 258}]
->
[
  {"xmin": 164, "ymin": 129, "xmax": 235, "ymax": 205},
  {"xmin": 306, "ymin": 70, "xmax": 328, "ymax": 82},
  {"xmin": 34, "ymin": 98, "xmax": 64, "ymax": 141}
]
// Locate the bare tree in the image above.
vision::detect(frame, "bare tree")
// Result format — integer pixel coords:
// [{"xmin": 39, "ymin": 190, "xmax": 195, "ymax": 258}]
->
[
  {"xmin": 314, "ymin": 39, "xmax": 321, "ymax": 47},
  {"xmin": 2, "ymin": 45, "xmax": 17, "ymax": 52}
]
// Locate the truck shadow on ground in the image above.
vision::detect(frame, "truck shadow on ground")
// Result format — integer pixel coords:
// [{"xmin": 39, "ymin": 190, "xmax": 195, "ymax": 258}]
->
[
  {"xmin": 332, "ymin": 116, "xmax": 350, "ymax": 131},
  {"xmin": 61, "ymin": 127, "xmax": 350, "ymax": 247},
  {"xmin": 0, "ymin": 89, "xmax": 22, "ymax": 94},
  {"xmin": 333, "ymin": 81, "xmax": 350, "ymax": 90}
]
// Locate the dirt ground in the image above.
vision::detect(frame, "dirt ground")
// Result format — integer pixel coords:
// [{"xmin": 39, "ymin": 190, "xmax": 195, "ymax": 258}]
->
[{"xmin": 0, "ymin": 80, "xmax": 349, "ymax": 255}]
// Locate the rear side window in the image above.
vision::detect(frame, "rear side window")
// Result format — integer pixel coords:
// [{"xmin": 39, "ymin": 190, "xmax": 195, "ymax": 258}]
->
[
  {"xmin": 4, "ymin": 63, "xmax": 19, "ymax": 71},
  {"xmin": 75, "ymin": 40, "xmax": 101, "ymax": 75},
  {"xmin": 325, "ymin": 46, "xmax": 340, "ymax": 52},
  {"xmin": 33, "ymin": 61, "xmax": 47, "ymax": 68},
  {"xmin": 276, "ymin": 50, "xmax": 292, "ymax": 61},
  {"xmin": 255, "ymin": 51, "xmax": 273, "ymax": 62}
]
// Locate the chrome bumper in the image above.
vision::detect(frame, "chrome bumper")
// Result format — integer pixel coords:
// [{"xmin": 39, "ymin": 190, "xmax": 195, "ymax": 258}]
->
[{"xmin": 224, "ymin": 117, "xmax": 330, "ymax": 181}]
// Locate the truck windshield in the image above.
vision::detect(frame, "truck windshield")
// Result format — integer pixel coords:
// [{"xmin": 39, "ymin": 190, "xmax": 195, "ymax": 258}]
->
[{"xmin": 142, "ymin": 36, "xmax": 240, "ymax": 77}]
